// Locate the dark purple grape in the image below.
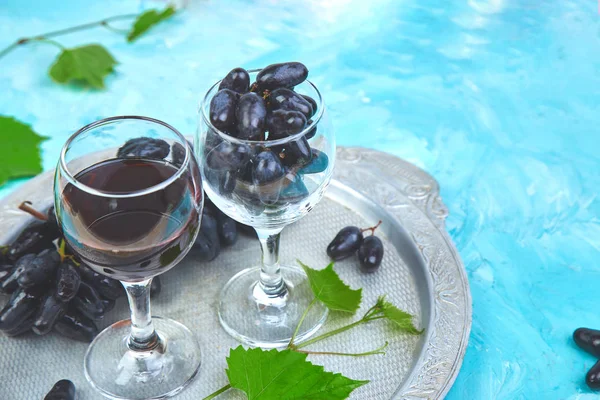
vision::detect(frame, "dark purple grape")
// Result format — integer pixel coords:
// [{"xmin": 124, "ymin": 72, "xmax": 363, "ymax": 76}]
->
[
  {"xmin": 44, "ymin": 379, "xmax": 76, "ymax": 400},
  {"xmin": 117, "ymin": 137, "xmax": 170, "ymax": 159},
  {"xmin": 1, "ymin": 254, "xmax": 36, "ymax": 294},
  {"xmin": 270, "ymin": 88, "xmax": 313, "ymax": 120},
  {"xmin": 252, "ymin": 151, "xmax": 286, "ymax": 185},
  {"xmin": 32, "ymin": 294, "xmax": 67, "ymax": 335},
  {"xmin": 207, "ymin": 141, "xmax": 252, "ymax": 171},
  {"xmin": 46, "ymin": 206, "xmax": 58, "ymax": 232},
  {"xmin": 301, "ymin": 95, "xmax": 317, "ymax": 116},
  {"xmin": 278, "ymin": 137, "xmax": 312, "ymax": 168},
  {"xmin": 216, "ymin": 211, "xmax": 238, "ymax": 246},
  {"xmin": 219, "ymin": 67, "xmax": 250, "ymax": 94},
  {"xmin": 256, "ymin": 62, "xmax": 308, "ymax": 90},
  {"xmin": 357, "ymin": 236, "xmax": 384, "ymax": 272},
  {"xmin": 150, "ymin": 276, "xmax": 161, "ymax": 297},
  {"xmin": 171, "ymin": 142, "xmax": 186, "ymax": 168},
  {"xmin": 236, "ymin": 92, "xmax": 267, "ymax": 140},
  {"xmin": 205, "ymin": 129, "xmax": 225, "ymax": 152},
  {"xmin": 7, "ymin": 221, "xmax": 58, "ymax": 262},
  {"xmin": 327, "ymin": 227, "xmax": 363, "ymax": 261},
  {"xmin": 192, "ymin": 233, "xmax": 215, "ymax": 261},
  {"xmin": 17, "ymin": 249, "xmax": 60, "ymax": 289},
  {"xmin": 588, "ymin": 360, "xmax": 600, "ymax": 390},
  {"xmin": 71, "ymin": 281, "xmax": 106, "ymax": 320},
  {"xmin": 238, "ymin": 159, "xmax": 254, "ymax": 183},
  {"xmin": 54, "ymin": 309, "xmax": 98, "ymax": 342},
  {"xmin": 193, "ymin": 212, "xmax": 220, "ymax": 261},
  {"xmin": 574, "ymin": 328, "xmax": 600, "ymax": 357},
  {"xmin": 206, "ymin": 168, "xmax": 237, "ymax": 196},
  {"xmin": 101, "ymin": 298, "xmax": 116, "ymax": 314},
  {"xmin": 266, "ymin": 110, "xmax": 307, "ymax": 139},
  {"xmin": 0, "ymin": 289, "xmax": 39, "ymax": 331},
  {"xmin": 210, "ymin": 89, "xmax": 239, "ymax": 132},
  {"xmin": 220, "ymin": 170, "xmax": 237, "ymax": 195},
  {"xmin": 4, "ymin": 314, "xmax": 35, "ymax": 337},
  {"xmin": 55, "ymin": 262, "xmax": 81, "ymax": 302},
  {"xmin": 201, "ymin": 211, "xmax": 221, "ymax": 257},
  {"xmin": 78, "ymin": 264, "xmax": 122, "ymax": 300},
  {"xmin": 300, "ymin": 149, "xmax": 329, "ymax": 174}
]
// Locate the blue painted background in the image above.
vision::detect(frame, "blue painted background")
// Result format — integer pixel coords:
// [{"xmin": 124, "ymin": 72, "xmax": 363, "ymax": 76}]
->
[{"xmin": 1, "ymin": 0, "xmax": 599, "ymax": 398}]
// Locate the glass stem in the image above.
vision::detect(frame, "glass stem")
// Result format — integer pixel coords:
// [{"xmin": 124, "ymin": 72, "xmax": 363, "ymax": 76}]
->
[
  {"xmin": 255, "ymin": 227, "xmax": 285, "ymax": 296},
  {"xmin": 122, "ymin": 279, "xmax": 159, "ymax": 351}
]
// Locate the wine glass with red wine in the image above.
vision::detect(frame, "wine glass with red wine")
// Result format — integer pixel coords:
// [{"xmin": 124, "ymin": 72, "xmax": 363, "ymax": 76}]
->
[{"xmin": 54, "ymin": 116, "xmax": 203, "ymax": 400}]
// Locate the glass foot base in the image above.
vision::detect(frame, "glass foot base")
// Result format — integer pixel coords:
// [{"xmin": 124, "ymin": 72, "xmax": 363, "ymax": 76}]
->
[
  {"xmin": 218, "ymin": 266, "xmax": 328, "ymax": 348},
  {"xmin": 84, "ymin": 317, "xmax": 201, "ymax": 400}
]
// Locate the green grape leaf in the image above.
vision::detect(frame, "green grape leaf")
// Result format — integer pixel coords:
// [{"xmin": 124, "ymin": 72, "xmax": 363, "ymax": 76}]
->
[
  {"xmin": 0, "ymin": 116, "xmax": 47, "ymax": 186},
  {"xmin": 376, "ymin": 296, "xmax": 423, "ymax": 334},
  {"xmin": 49, "ymin": 44, "xmax": 118, "ymax": 89},
  {"xmin": 127, "ymin": 6, "xmax": 176, "ymax": 42},
  {"xmin": 226, "ymin": 346, "xmax": 368, "ymax": 400},
  {"xmin": 299, "ymin": 261, "xmax": 362, "ymax": 313}
]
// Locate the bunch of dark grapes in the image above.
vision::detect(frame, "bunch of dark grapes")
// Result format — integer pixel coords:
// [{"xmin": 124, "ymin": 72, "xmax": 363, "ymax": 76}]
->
[
  {"xmin": 206, "ymin": 62, "xmax": 329, "ymax": 206},
  {"xmin": 0, "ymin": 204, "xmax": 123, "ymax": 342},
  {"xmin": 327, "ymin": 221, "xmax": 385, "ymax": 273},
  {"xmin": 192, "ymin": 195, "xmax": 241, "ymax": 260}
]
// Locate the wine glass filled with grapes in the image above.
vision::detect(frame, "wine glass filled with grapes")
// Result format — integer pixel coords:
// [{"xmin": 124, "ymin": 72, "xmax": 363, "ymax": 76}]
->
[
  {"xmin": 198, "ymin": 62, "xmax": 335, "ymax": 348},
  {"xmin": 54, "ymin": 116, "xmax": 203, "ymax": 399}
]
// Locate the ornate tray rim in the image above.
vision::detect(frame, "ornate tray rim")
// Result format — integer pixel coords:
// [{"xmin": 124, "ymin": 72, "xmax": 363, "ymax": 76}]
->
[
  {"xmin": 0, "ymin": 146, "xmax": 471, "ymax": 400},
  {"xmin": 333, "ymin": 147, "xmax": 471, "ymax": 399}
]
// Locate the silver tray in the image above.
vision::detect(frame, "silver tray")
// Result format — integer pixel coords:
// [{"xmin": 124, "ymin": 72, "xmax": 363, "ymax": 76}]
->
[{"xmin": 0, "ymin": 147, "xmax": 471, "ymax": 400}]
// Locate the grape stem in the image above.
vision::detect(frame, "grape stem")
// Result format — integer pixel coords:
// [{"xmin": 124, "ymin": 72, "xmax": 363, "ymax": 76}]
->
[
  {"xmin": 295, "ymin": 341, "xmax": 389, "ymax": 357},
  {"xmin": 288, "ymin": 297, "xmax": 318, "ymax": 349},
  {"xmin": 18, "ymin": 201, "xmax": 48, "ymax": 221},
  {"xmin": 291, "ymin": 301, "xmax": 388, "ymax": 350},
  {"xmin": 202, "ymin": 384, "xmax": 231, "ymax": 400},
  {"xmin": 360, "ymin": 220, "xmax": 382, "ymax": 236},
  {"xmin": 0, "ymin": 13, "xmax": 138, "ymax": 60}
]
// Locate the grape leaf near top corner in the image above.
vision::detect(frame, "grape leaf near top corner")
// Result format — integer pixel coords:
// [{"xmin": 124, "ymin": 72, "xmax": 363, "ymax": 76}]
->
[
  {"xmin": 299, "ymin": 261, "xmax": 362, "ymax": 314},
  {"xmin": 226, "ymin": 346, "xmax": 368, "ymax": 400},
  {"xmin": 127, "ymin": 6, "xmax": 176, "ymax": 43},
  {"xmin": 0, "ymin": 116, "xmax": 47, "ymax": 186},
  {"xmin": 49, "ymin": 44, "xmax": 118, "ymax": 89}
]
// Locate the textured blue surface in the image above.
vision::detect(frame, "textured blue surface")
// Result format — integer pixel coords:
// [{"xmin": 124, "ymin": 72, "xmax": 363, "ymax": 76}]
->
[{"xmin": 1, "ymin": 0, "xmax": 599, "ymax": 398}]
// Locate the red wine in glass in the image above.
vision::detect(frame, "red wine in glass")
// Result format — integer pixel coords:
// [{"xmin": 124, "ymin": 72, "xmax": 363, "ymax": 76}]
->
[{"xmin": 62, "ymin": 158, "xmax": 200, "ymax": 281}]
